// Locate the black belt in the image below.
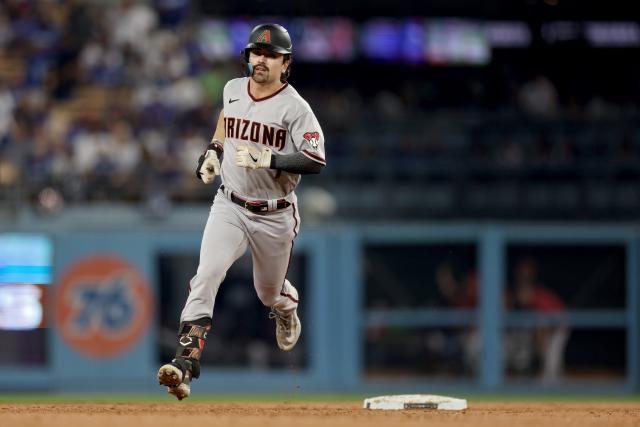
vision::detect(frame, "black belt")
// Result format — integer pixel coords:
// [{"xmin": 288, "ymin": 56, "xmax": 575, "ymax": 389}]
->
[{"xmin": 220, "ymin": 185, "xmax": 291, "ymax": 213}]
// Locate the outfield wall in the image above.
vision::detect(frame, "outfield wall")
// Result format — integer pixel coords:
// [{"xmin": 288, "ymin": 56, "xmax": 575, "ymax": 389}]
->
[{"xmin": 1, "ymin": 208, "xmax": 638, "ymax": 394}]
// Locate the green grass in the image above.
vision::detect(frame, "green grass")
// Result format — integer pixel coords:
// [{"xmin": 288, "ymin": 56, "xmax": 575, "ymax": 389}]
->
[
  {"xmin": 0, "ymin": 393, "xmax": 361, "ymax": 403},
  {"xmin": 464, "ymin": 393, "xmax": 640, "ymax": 403},
  {"xmin": 0, "ymin": 393, "xmax": 639, "ymax": 404}
]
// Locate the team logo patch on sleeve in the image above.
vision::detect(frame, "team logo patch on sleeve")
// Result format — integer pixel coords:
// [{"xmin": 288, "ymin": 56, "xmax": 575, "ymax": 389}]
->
[{"xmin": 303, "ymin": 132, "xmax": 320, "ymax": 149}]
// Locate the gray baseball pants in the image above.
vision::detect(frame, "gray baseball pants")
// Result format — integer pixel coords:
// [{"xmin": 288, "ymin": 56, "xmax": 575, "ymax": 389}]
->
[{"xmin": 180, "ymin": 190, "xmax": 301, "ymax": 322}]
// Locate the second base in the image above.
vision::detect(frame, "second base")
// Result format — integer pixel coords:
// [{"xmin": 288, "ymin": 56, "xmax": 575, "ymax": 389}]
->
[{"xmin": 363, "ymin": 394, "xmax": 467, "ymax": 410}]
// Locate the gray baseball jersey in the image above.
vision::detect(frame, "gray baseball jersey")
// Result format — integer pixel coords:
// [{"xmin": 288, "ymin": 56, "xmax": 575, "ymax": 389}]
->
[
  {"xmin": 180, "ymin": 77, "xmax": 324, "ymax": 328},
  {"xmin": 220, "ymin": 77, "xmax": 326, "ymax": 200}
]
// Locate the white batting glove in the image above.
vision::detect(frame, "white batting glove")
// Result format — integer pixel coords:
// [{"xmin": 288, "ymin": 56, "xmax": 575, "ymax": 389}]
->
[
  {"xmin": 196, "ymin": 140, "xmax": 223, "ymax": 184},
  {"xmin": 235, "ymin": 145, "xmax": 272, "ymax": 170},
  {"xmin": 196, "ymin": 148, "xmax": 221, "ymax": 184}
]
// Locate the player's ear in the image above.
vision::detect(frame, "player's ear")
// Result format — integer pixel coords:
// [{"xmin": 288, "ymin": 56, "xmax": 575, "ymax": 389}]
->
[
  {"xmin": 281, "ymin": 54, "xmax": 292, "ymax": 83},
  {"xmin": 283, "ymin": 54, "xmax": 291, "ymax": 70}
]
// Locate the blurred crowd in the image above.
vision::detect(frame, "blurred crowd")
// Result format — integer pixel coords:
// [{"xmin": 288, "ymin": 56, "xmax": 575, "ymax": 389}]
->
[
  {"xmin": 0, "ymin": 1, "xmax": 639, "ymax": 219},
  {"xmin": 0, "ymin": 0, "xmax": 234, "ymax": 212}
]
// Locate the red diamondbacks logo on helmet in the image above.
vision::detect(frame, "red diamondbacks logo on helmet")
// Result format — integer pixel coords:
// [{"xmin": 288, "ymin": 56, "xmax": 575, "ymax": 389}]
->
[
  {"xmin": 304, "ymin": 131, "xmax": 320, "ymax": 149},
  {"xmin": 257, "ymin": 29, "xmax": 271, "ymax": 43}
]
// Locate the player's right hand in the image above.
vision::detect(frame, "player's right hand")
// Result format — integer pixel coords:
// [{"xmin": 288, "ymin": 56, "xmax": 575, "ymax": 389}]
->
[{"xmin": 196, "ymin": 141, "xmax": 223, "ymax": 184}]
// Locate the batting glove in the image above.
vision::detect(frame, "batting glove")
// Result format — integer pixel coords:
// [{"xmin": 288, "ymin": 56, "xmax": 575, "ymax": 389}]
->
[
  {"xmin": 235, "ymin": 145, "xmax": 272, "ymax": 170},
  {"xmin": 196, "ymin": 141, "xmax": 223, "ymax": 184}
]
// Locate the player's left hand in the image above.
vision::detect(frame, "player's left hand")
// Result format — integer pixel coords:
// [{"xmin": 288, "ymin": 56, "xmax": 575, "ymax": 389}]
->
[{"xmin": 235, "ymin": 145, "xmax": 272, "ymax": 170}]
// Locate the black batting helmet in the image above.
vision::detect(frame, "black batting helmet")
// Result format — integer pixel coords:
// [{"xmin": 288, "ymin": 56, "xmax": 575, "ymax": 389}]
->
[{"xmin": 241, "ymin": 23, "xmax": 293, "ymax": 82}]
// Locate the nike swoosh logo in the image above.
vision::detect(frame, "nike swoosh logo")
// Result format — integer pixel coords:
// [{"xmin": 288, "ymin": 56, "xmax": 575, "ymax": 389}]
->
[
  {"xmin": 229, "ymin": 98, "xmax": 239, "ymax": 103},
  {"xmin": 249, "ymin": 153, "xmax": 258, "ymax": 162}
]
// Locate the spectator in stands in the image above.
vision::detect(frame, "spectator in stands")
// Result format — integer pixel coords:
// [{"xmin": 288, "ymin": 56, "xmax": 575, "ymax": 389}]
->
[
  {"xmin": 505, "ymin": 256, "xmax": 570, "ymax": 383},
  {"xmin": 0, "ymin": 87, "xmax": 19, "ymax": 197},
  {"xmin": 585, "ymin": 95, "xmax": 621, "ymax": 119},
  {"xmin": 0, "ymin": 79, "xmax": 15, "ymax": 146},
  {"xmin": 495, "ymin": 136, "xmax": 525, "ymax": 169},
  {"xmin": 436, "ymin": 262, "xmax": 478, "ymax": 309},
  {"xmin": 108, "ymin": 120, "xmax": 141, "ymax": 195},
  {"xmin": 79, "ymin": 32, "xmax": 126, "ymax": 86},
  {"xmin": 517, "ymin": 74, "xmax": 560, "ymax": 118},
  {"xmin": 0, "ymin": 9, "xmax": 12, "ymax": 49},
  {"xmin": 108, "ymin": 0, "xmax": 157, "ymax": 53},
  {"xmin": 153, "ymin": 0, "xmax": 191, "ymax": 28},
  {"xmin": 434, "ymin": 262, "xmax": 479, "ymax": 375}
]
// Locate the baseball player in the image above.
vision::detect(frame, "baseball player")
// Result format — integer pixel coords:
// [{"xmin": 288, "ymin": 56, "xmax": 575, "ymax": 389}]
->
[{"xmin": 157, "ymin": 23, "xmax": 326, "ymax": 400}]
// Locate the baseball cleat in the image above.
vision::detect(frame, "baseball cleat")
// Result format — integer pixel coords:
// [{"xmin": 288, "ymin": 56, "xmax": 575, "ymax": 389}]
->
[
  {"xmin": 157, "ymin": 363, "xmax": 183, "ymax": 387},
  {"xmin": 269, "ymin": 308, "xmax": 301, "ymax": 351},
  {"xmin": 167, "ymin": 382, "xmax": 191, "ymax": 401},
  {"xmin": 158, "ymin": 363, "xmax": 192, "ymax": 400}
]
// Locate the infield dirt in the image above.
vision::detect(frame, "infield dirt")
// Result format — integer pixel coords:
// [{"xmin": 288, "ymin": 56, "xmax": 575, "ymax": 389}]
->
[{"xmin": 2, "ymin": 402, "xmax": 640, "ymax": 427}]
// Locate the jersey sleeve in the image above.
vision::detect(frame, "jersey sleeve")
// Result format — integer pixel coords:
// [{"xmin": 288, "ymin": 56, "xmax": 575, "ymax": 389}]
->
[
  {"xmin": 289, "ymin": 111, "xmax": 326, "ymax": 166},
  {"xmin": 221, "ymin": 80, "xmax": 233, "ymax": 108},
  {"xmin": 222, "ymin": 81, "xmax": 228, "ymax": 100}
]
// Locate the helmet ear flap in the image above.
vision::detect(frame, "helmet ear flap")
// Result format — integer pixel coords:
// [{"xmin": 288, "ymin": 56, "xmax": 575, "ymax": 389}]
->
[{"xmin": 241, "ymin": 49, "xmax": 253, "ymax": 77}]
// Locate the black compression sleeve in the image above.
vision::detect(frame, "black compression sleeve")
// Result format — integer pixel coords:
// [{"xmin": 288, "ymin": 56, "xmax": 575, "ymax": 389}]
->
[{"xmin": 270, "ymin": 151, "xmax": 324, "ymax": 174}]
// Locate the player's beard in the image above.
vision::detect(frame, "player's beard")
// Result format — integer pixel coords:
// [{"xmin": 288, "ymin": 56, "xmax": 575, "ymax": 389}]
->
[{"xmin": 252, "ymin": 65, "xmax": 270, "ymax": 84}]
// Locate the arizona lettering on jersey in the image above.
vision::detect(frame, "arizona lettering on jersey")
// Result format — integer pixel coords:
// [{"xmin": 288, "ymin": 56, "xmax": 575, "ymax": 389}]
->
[
  {"xmin": 221, "ymin": 77, "xmax": 326, "ymax": 200},
  {"xmin": 224, "ymin": 117, "xmax": 287, "ymax": 150}
]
